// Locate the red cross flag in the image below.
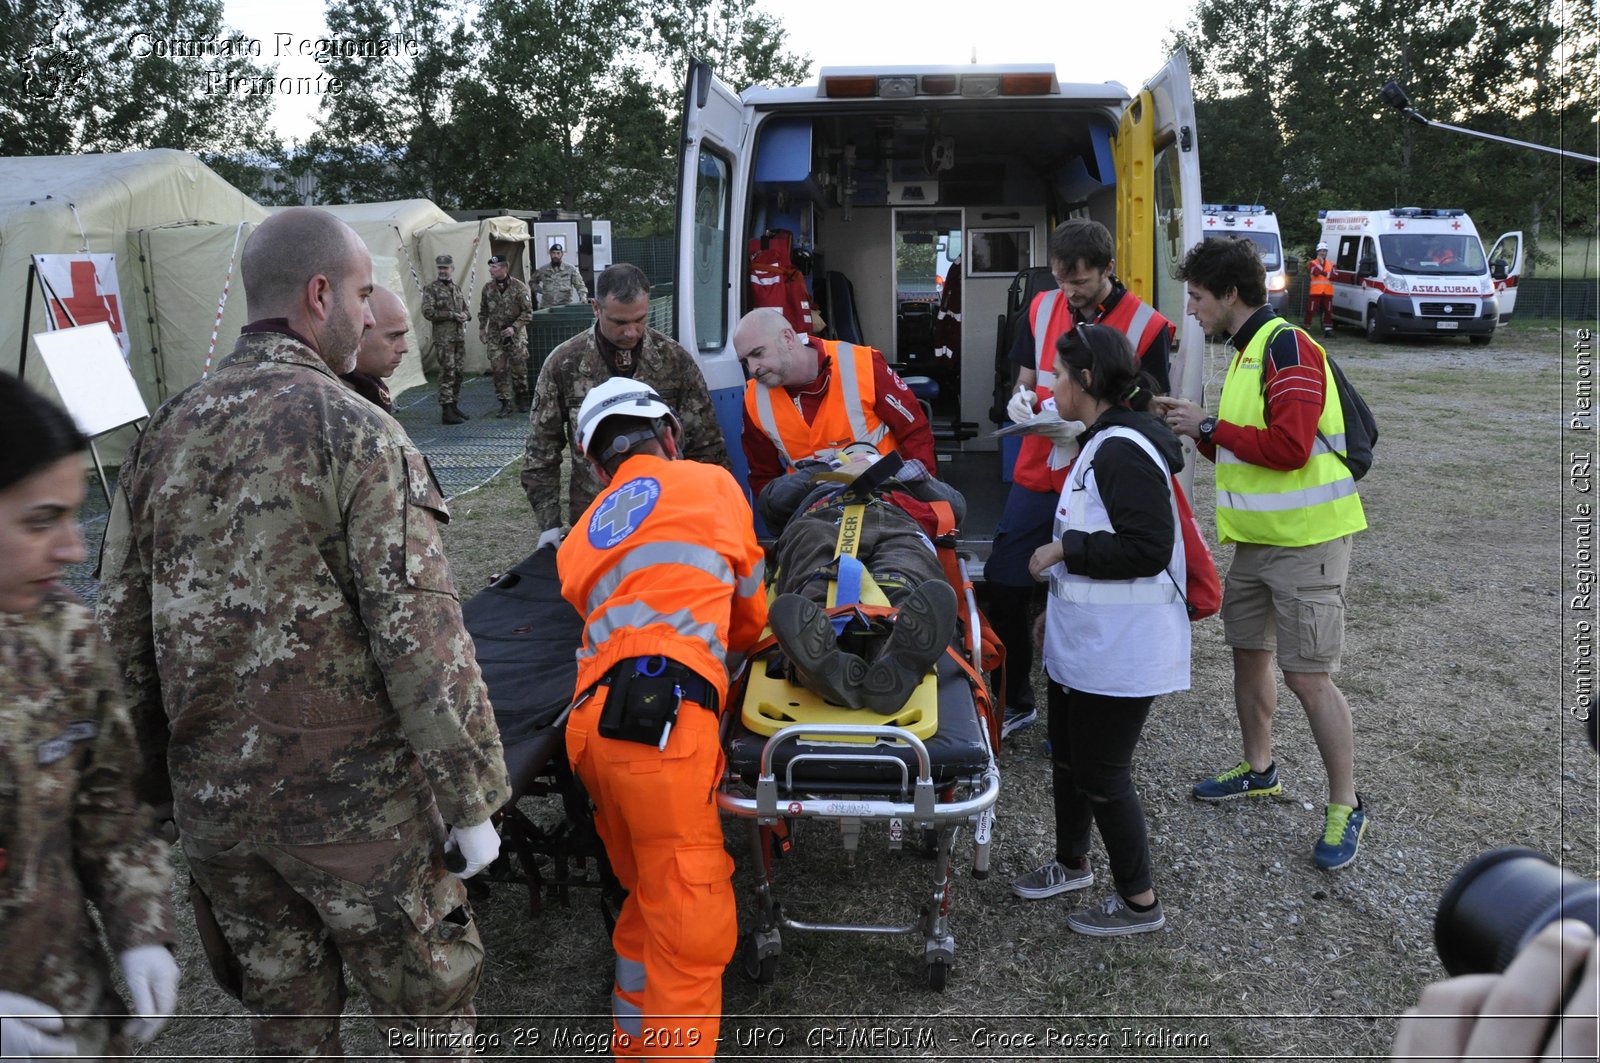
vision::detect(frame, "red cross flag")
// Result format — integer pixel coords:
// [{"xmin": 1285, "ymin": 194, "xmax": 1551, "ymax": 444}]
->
[{"xmin": 33, "ymin": 253, "xmax": 130, "ymax": 362}]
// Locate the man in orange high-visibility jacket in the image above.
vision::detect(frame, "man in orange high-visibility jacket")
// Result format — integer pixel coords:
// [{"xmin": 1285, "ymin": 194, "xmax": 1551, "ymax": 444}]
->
[
  {"xmin": 557, "ymin": 378, "xmax": 767, "ymax": 1061},
  {"xmin": 734, "ymin": 307, "xmax": 936, "ymax": 503},
  {"xmin": 1304, "ymin": 243, "xmax": 1334, "ymax": 337}
]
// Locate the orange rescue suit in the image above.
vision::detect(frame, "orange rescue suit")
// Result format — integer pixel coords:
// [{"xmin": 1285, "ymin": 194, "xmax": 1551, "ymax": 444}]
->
[
  {"xmin": 1308, "ymin": 255, "xmax": 1334, "ymax": 296},
  {"xmin": 559, "ymin": 452, "xmax": 766, "ymax": 1061}
]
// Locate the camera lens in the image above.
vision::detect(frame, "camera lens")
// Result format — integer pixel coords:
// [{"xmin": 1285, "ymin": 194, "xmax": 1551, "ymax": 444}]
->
[{"xmin": 1435, "ymin": 846, "xmax": 1600, "ymax": 976}]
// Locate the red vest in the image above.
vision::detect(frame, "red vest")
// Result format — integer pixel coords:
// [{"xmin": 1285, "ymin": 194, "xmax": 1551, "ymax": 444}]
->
[{"xmin": 1015, "ymin": 289, "xmax": 1172, "ymax": 492}]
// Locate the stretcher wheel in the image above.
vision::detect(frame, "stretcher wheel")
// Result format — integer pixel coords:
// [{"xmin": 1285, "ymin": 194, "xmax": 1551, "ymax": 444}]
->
[
  {"xmin": 741, "ymin": 933, "xmax": 778, "ymax": 985},
  {"xmin": 925, "ymin": 959, "xmax": 950, "ymax": 991}
]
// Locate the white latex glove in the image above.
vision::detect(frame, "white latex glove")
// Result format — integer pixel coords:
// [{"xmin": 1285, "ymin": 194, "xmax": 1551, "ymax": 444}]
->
[
  {"xmin": 1006, "ymin": 384, "xmax": 1036, "ymax": 425},
  {"xmin": 536, "ymin": 526, "xmax": 565, "ymax": 551},
  {"xmin": 0, "ymin": 991, "xmax": 77, "ymax": 1059},
  {"xmin": 1032, "ymin": 398, "xmax": 1087, "ymax": 448},
  {"xmin": 118, "ymin": 944, "xmax": 180, "ymax": 1043},
  {"xmin": 446, "ymin": 818, "xmax": 500, "ymax": 879}
]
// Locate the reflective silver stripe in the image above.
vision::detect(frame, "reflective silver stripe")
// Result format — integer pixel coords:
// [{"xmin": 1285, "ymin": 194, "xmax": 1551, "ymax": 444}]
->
[
  {"xmin": 752, "ymin": 386, "xmax": 794, "ymax": 468},
  {"xmin": 588, "ymin": 541, "xmax": 735, "ymax": 615},
  {"xmin": 1119, "ymin": 299, "xmax": 1157, "ymax": 349},
  {"xmin": 1050, "ymin": 574, "xmax": 1182, "ymax": 605},
  {"xmin": 1216, "ymin": 434, "xmax": 1347, "ymax": 466},
  {"xmin": 614, "ymin": 956, "xmax": 646, "ymax": 994},
  {"xmin": 737, "ymin": 559, "xmax": 766, "ymax": 598},
  {"xmin": 612, "ymin": 992, "xmax": 643, "ymax": 1038},
  {"xmin": 1032, "ymin": 289, "xmax": 1060, "ymax": 372},
  {"xmin": 1217, "ymin": 476, "xmax": 1360, "ymax": 513},
  {"xmin": 832, "ymin": 342, "xmax": 874, "ymax": 442},
  {"xmin": 579, "ymin": 601, "xmax": 726, "ymax": 666}
]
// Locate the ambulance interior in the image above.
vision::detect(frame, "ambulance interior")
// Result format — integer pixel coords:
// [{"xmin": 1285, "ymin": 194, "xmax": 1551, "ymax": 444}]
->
[{"xmin": 739, "ymin": 99, "xmax": 1134, "ymax": 540}]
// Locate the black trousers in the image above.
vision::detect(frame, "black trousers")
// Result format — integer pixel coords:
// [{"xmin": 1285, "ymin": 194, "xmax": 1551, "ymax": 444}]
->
[{"xmin": 1047, "ymin": 678, "xmax": 1156, "ymax": 898}]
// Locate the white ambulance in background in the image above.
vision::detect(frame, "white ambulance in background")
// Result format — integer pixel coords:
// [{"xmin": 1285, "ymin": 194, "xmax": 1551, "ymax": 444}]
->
[
  {"xmin": 1318, "ymin": 208, "xmax": 1523, "ymax": 345},
  {"xmin": 1202, "ymin": 204, "xmax": 1290, "ymax": 312}
]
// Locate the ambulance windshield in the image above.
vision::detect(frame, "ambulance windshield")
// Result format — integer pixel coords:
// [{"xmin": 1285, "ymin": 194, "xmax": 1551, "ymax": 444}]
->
[
  {"xmin": 1203, "ymin": 230, "xmax": 1280, "ymax": 269},
  {"xmin": 1380, "ymin": 233, "xmax": 1487, "ymax": 275}
]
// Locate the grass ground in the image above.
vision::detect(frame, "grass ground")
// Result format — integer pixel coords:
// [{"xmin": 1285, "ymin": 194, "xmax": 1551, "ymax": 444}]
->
[{"xmin": 132, "ymin": 324, "xmax": 1597, "ymax": 1060}]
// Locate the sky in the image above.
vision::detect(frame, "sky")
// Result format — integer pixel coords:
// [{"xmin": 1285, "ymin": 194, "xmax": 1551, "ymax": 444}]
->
[{"xmin": 221, "ymin": 0, "xmax": 1197, "ymax": 142}]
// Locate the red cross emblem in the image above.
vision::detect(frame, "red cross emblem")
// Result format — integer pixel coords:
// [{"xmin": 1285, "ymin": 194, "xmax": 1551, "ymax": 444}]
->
[
  {"xmin": 47, "ymin": 259, "xmax": 124, "ymax": 335},
  {"xmin": 1244, "ymin": 218, "xmax": 1255, "ymax": 227},
  {"xmin": 1206, "ymin": 217, "xmax": 1216, "ymax": 226},
  {"xmin": 1394, "ymin": 220, "xmax": 1406, "ymax": 229},
  {"xmin": 1451, "ymin": 220, "xmax": 1462, "ymax": 230}
]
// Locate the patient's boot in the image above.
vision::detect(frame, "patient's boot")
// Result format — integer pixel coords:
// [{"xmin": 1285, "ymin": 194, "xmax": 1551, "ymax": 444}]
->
[
  {"xmin": 768, "ymin": 592, "xmax": 869, "ymax": 708},
  {"xmin": 861, "ymin": 580, "xmax": 958, "ymax": 715}
]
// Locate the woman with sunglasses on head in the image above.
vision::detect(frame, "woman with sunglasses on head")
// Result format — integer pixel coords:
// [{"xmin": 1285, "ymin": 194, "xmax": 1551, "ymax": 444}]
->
[
  {"xmin": 0, "ymin": 372, "xmax": 179, "ymax": 1060},
  {"xmin": 1009, "ymin": 325, "xmax": 1191, "ymax": 936}
]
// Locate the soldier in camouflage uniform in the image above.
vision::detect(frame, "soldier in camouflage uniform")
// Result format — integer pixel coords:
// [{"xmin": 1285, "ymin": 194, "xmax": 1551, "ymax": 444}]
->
[
  {"xmin": 533, "ymin": 241, "xmax": 587, "ymax": 307},
  {"xmin": 422, "ymin": 254, "xmax": 472, "ymax": 425},
  {"xmin": 521, "ymin": 263, "xmax": 732, "ymax": 536},
  {"xmin": 478, "ymin": 253, "xmax": 535, "ymax": 418},
  {"xmin": 97, "ymin": 209, "xmax": 509, "ymax": 1058},
  {"xmin": 0, "ymin": 372, "xmax": 178, "ymax": 1060}
]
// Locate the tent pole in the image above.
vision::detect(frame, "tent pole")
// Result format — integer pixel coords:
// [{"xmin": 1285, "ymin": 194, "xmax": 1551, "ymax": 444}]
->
[{"xmin": 18, "ymin": 262, "xmax": 37, "ymax": 378}]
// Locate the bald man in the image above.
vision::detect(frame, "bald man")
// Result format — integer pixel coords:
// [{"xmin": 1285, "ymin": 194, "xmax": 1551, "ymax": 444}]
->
[
  {"xmin": 734, "ymin": 307, "xmax": 935, "ymax": 503},
  {"xmin": 99, "ymin": 206, "xmax": 508, "ymax": 1056},
  {"xmin": 341, "ymin": 285, "xmax": 410, "ymax": 413}
]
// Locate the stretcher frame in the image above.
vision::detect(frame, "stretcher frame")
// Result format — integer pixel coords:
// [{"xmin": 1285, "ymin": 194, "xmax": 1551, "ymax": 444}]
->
[{"xmin": 716, "ymin": 557, "xmax": 1001, "ymax": 991}]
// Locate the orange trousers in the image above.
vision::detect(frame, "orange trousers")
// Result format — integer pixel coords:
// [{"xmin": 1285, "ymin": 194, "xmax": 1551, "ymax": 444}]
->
[{"xmin": 566, "ymin": 685, "xmax": 736, "ymax": 1061}]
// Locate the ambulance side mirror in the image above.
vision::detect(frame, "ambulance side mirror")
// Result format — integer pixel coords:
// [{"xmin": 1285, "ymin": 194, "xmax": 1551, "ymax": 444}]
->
[
  {"xmin": 1358, "ymin": 256, "xmax": 1378, "ymax": 278},
  {"xmin": 1285, "ymin": 255, "xmax": 1300, "ymax": 275},
  {"xmin": 1490, "ymin": 259, "xmax": 1509, "ymax": 281}
]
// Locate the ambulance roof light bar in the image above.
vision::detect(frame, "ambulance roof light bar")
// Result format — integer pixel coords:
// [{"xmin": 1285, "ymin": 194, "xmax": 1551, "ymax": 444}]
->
[
  {"xmin": 820, "ymin": 66, "xmax": 1059, "ymax": 99},
  {"xmin": 1202, "ymin": 204, "xmax": 1268, "ymax": 214},
  {"xmin": 1381, "ymin": 79, "xmax": 1599, "ymax": 165}
]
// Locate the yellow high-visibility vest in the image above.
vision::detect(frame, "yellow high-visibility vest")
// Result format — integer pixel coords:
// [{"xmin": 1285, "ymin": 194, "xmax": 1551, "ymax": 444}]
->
[{"xmin": 1214, "ymin": 321, "xmax": 1367, "ymax": 546}]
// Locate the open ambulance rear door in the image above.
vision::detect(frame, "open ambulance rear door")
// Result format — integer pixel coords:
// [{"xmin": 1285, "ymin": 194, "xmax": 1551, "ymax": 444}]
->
[
  {"xmin": 674, "ymin": 59, "xmax": 754, "ymax": 485},
  {"xmin": 1117, "ymin": 49, "xmax": 1206, "ymax": 485},
  {"xmin": 1487, "ymin": 231, "xmax": 1525, "ymax": 324}
]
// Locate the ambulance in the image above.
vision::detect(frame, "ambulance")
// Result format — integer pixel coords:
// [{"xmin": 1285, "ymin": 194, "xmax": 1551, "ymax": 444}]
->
[
  {"xmin": 1317, "ymin": 208, "xmax": 1524, "ymax": 345},
  {"xmin": 1201, "ymin": 204, "xmax": 1290, "ymax": 312},
  {"xmin": 671, "ymin": 52, "xmax": 1207, "ymax": 543}
]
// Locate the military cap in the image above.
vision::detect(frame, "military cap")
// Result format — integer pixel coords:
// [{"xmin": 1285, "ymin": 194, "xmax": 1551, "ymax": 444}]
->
[
  {"xmin": 488, "ymin": 254, "xmax": 508, "ymax": 265},
  {"xmin": 550, "ymin": 242, "xmax": 564, "ymax": 252},
  {"xmin": 435, "ymin": 254, "xmax": 454, "ymax": 266}
]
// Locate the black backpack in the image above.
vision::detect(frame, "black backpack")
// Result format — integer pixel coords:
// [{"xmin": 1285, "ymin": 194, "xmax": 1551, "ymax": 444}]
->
[{"xmin": 1260, "ymin": 322, "xmax": 1378, "ymax": 480}]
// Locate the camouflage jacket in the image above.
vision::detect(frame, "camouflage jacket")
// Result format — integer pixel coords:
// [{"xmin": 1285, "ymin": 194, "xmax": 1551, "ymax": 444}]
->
[
  {"xmin": 534, "ymin": 262, "xmax": 588, "ymax": 307},
  {"xmin": 0, "ymin": 594, "xmax": 175, "ymax": 1019},
  {"xmin": 421, "ymin": 278, "xmax": 470, "ymax": 335},
  {"xmin": 478, "ymin": 277, "xmax": 534, "ymax": 340},
  {"xmin": 521, "ymin": 324, "xmax": 732, "ymax": 529},
  {"xmin": 98, "ymin": 328, "xmax": 509, "ymax": 845}
]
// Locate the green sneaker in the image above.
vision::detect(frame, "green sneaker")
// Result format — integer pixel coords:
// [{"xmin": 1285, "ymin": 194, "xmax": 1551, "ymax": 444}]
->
[
  {"xmin": 1313, "ymin": 798, "xmax": 1368, "ymax": 870},
  {"xmin": 1192, "ymin": 760, "xmax": 1281, "ymax": 802}
]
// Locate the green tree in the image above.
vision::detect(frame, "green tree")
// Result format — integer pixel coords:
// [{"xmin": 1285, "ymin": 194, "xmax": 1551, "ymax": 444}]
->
[
  {"xmin": 309, "ymin": 0, "xmax": 474, "ymax": 204},
  {"xmin": 1, "ymin": 0, "xmax": 277, "ymax": 166}
]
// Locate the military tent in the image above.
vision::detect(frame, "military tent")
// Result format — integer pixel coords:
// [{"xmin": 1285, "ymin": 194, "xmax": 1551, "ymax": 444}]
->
[{"xmin": 0, "ymin": 150, "xmax": 268, "ymax": 448}]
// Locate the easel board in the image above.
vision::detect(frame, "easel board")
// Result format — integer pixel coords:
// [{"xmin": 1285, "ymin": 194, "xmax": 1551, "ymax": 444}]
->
[{"xmin": 32, "ymin": 322, "xmax": 148, "ymax": 437}]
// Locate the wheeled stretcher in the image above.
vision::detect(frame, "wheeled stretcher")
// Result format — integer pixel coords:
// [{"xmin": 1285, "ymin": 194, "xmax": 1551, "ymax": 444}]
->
[{"xmin": 717, "ymin": 543, "xmax": 1002, "ymax": 991}]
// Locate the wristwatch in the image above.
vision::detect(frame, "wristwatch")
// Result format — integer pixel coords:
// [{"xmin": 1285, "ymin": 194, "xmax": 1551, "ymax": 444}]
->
[{"xmin": 1197, "ymin": 416, "xmax": 1217, "ymax": 444}]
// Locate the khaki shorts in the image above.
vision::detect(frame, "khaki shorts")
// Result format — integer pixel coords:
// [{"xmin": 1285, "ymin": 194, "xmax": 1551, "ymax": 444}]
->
[{"xmin": 1222, "ymin": 536, "xmax": 1353, "ymax": 673}]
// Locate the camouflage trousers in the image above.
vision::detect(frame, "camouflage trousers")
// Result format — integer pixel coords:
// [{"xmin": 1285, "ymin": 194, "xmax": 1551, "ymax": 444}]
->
[
  {"xmin": 486, "ymin": 338, "xmax": 530, "ymax": 403},
  {"xmin": 776, "ymin": 499, "xmax": 945, "ymax": 608},
  {"xmin": 433, "ymin": 331, "xmax": 466, "ymax": 406},
  {"xmin": 183, "ymin": 807, "xmax": 484, "ymax": 1058}
]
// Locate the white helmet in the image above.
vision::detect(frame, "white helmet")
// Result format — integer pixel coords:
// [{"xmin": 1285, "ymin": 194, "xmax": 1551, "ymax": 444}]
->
[
  {"xmin": 1316, "ymin": 242, "xmax": 1329, "ymax": 252},
  {"xmin": 575, "ymin": 377, "xmax": 678, "ymax": 458}
]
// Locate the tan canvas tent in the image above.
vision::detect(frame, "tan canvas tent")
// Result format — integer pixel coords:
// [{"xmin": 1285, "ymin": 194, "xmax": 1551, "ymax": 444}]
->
[
  {"xmin": 0, "ymin": 150, "xmax": 268, "ymax": 438},
  {"xmin": 417, "ymin": 215, "xmax": 531, "ymax": 374}
]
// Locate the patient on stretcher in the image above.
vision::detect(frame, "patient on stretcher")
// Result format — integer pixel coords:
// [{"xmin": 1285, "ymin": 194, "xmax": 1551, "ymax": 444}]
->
[{"xmin": 760, "ymin": 446, "xmax": 966, "ymax": 714}]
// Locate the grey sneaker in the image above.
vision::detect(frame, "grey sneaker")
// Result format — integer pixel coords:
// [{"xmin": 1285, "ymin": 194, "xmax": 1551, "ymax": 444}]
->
[
  {"xmin": 1011, "ymin": 859, "xmax": 1093, "ymax": 900},
  {"xmin": 1067, "ymin": 894, "xmax": 1166, "ymax": 936}
]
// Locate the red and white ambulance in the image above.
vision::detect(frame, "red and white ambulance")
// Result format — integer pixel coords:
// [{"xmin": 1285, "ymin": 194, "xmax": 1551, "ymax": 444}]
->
[{"xmin": 1317, "ymin": 207, "xmax": 1523, "ymax": 345}]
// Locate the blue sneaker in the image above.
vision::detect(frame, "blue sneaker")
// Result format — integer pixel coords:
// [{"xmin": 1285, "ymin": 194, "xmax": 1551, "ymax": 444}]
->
[
  {"xmin": 1192, "ymin": 760, "xmax": 1281, "ymax": 802},
  {"xmin": 1313, "ymin": 798, "xmax": 1368, "ymax": 870},
  {"xmin": 1001, "ymin": 704, "xmax": 1037, "ymax": 738}
]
